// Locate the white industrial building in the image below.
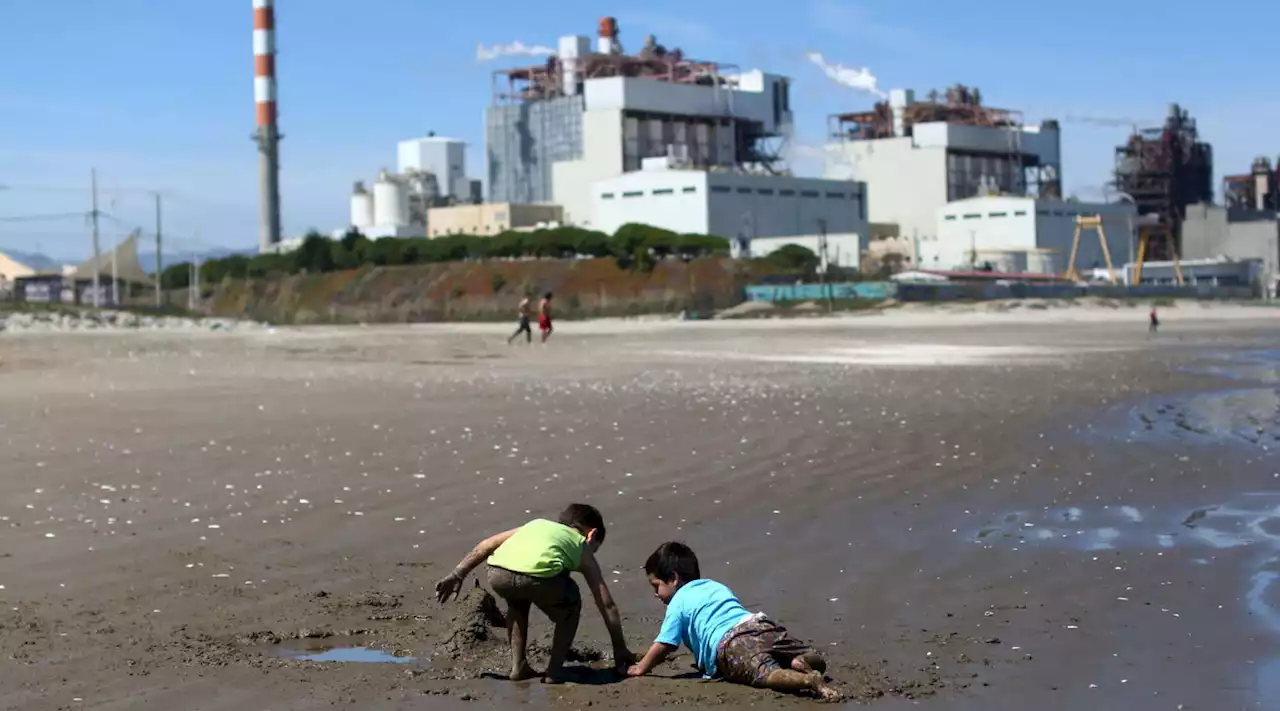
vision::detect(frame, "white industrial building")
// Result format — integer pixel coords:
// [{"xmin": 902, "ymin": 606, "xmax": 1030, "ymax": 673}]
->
[
  {"xmin": 591, "ymin": 156, "xmax": 866, "ymax": 266},
  {"xmin": 484, "ymin": 19, "xmax": 869, "ymax": 244},
  {"xmin": 824, "ymin": 86, "xmax": 1062, "ymax": 249},
  {"xmin": 341, "ymin": 135, "xmax": 482, "ymax": 240},
  {"xmin": 923, "ymin": 196, "xmax": 1136, "ymax": 275},
  {"xmin": 398, "ymin": 136, "xmax": 472, "ymax": 205}
]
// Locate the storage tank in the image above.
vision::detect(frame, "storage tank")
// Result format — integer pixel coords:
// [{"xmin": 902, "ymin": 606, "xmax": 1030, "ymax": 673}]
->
[
  {"xmin": 372, "ymin": 170, "xmax": 408, "ymax": 227},
  {"xmin": 350, "ymin": 181, "xmax": 374, "ymax": 228}
]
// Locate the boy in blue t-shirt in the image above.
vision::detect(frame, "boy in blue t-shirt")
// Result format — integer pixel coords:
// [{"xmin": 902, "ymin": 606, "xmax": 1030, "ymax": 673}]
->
[{"xmin": 625, "ymin": 542, "xmax": 840, "ymax": 701}]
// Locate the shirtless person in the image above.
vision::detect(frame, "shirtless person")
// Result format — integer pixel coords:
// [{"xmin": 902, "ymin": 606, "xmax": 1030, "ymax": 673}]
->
[
  {"xmin": 538, "ymin": 292, "xmax": 554, "ymax": 344},
  {"xmin": 508, "ymin": 295, "xmax": 533, "ymax": 345}
]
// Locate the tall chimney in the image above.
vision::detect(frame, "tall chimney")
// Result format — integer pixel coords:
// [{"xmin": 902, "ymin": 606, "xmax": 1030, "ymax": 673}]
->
[
  {"xmin": 598, "ymin": 17, "xmax": 618, "ymax": 55},
  {"xmin": 253, "ymin": 0, "xmax": 282, "ymax": 252}
]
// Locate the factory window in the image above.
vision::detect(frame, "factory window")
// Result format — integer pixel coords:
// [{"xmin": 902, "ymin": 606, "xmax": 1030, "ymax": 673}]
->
[
  {"xmin": 963, "ymin": 213, "xmax": 982, "ymax": 219},
  {"xmin": 652, "ymin": 188, "xmax": 674, "ymax": 196},
  {"xmin": 1036, "ymin": 210, "xmax": 1050, "ymax": 216},
  {"xmin": 801, "ymin": 190, "xmax": 820, "ymax": 198},
  {"xmin": 826, "ymin": 192, "xmax": 845, "ymax": 199},
  {"xmin": 944, "ymin": 215, "xmax": 958, "ymax": 221},
  {"xmin": 779, "ymin": 189, "xmax": 796, "ymax": 197},
  {"xmin": 988, "ymin": 212, "xmax": 1007, "ymax": 218},
  {"xmin": 711, "ymin": 185, "xmax": 731, "ymax": 193},
  {"xmin": 622, "ymin": 191, "xmax": 644, "ymax": 198},
  {"xmin": 601, "ymin": 192, "xmax": 615, "ymax": 199},
  {"xmin": 757, "ymin": 188, "xmax": 774, "ymax": 195},
  {"xmin": 1052, "ymin": 210, "xmax": 1064, "ymax": 216},
  {"xmin": 1014, "ymin": 210, "xmax": 1027, "ymax": 216},
  {"xmin": 737, "ymin": 187, "xmax": 753, "ymax": 194},
  {"xmin": 682, "ymin": 186, "xmax": 697, "ymax": 193}
]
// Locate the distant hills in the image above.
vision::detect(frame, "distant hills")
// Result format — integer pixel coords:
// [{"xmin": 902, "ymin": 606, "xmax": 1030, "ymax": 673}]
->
[
  {"xmin": 3, "ymin": 247, "xmax": 252, "ymax": 274},
  {"xmin": 3, "ymin": 249, "xmax": 64, "ymax": 272}
]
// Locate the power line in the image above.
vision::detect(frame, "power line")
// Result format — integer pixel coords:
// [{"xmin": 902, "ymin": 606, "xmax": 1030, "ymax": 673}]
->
[{"xmin": 0, "ymin": 211, "xmax": 90, "ymax": 223}]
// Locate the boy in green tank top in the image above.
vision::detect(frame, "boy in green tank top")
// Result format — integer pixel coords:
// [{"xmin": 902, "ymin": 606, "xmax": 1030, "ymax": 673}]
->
[{"xmin": 435, "ymin": 503, "xmax": 633, "ymax": 682}]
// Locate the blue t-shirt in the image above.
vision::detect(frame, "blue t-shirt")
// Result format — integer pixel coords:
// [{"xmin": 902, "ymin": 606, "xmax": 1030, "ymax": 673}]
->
[{"xmin": 655, "ymin": 579, "xmax": 752, "ymax": 678}]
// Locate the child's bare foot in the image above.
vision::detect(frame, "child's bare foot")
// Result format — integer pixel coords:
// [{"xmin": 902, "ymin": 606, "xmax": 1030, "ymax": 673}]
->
[
  {"xmin": 792, "ymin": 652, "xmax": 827, "ymax": 675},
  {"xmin": 509, "ymin": 663, "xmax": 540, "ymax": 681}
]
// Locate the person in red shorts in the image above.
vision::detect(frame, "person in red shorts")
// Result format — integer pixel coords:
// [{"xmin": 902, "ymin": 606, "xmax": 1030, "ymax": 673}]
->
[{"xmin": 538, "ymin": 292, "xmax": 554, "ymax": 343}]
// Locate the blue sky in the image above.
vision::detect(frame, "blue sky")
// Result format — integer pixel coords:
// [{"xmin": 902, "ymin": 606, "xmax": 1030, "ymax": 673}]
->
[{"xmin": 1, "ymin": 0, "xmax": 1275, "ymax": 259}]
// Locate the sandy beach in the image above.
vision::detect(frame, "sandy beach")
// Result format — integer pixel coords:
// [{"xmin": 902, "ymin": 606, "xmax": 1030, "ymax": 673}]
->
[{"xmin": 3, "ymin": 303, "xmax": 1280, "ymax": 710}]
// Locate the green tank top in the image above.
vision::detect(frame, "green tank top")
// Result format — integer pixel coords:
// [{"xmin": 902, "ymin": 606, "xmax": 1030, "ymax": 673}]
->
[{"xmin": 488, "ymin": 519, "xmax": 586, "ymax": 578}]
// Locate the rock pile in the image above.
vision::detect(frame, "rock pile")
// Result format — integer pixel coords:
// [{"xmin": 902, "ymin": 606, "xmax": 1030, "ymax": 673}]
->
[{"xmin": 0, "ymin": 309, "xmax": 258, "ymax": 334}]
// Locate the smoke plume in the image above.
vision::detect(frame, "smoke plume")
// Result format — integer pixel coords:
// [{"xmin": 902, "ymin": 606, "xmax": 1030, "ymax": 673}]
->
[
  {"xmin": 475, "ymin": 41, "xmax": 556, "ymax": 62},
  {"xmin": 804, "ymin": 52, "xmax": 886, "ymax": 99}
]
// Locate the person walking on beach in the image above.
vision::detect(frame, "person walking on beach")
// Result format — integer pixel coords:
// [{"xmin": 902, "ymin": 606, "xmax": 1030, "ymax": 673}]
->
[
  {"xmin": 538, "ymin": 292, "xmax": 554, "ymax": 344},
  {"xmin": 508, "ymin": 295, "xmax": 533, "ymax": 345},
  {"xmin": 1149, "ymin": 307, "xmax": 1160, "ymax": 335}
]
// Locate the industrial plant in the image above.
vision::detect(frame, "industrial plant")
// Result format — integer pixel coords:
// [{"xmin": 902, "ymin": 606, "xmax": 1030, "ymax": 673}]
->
[{"xmin": 251, "ymin": 10, "xmax": 1276, "ymax": 294}]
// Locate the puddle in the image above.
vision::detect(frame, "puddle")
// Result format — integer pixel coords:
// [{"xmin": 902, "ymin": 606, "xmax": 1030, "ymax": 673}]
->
[
  {"xmin": 1095, "ymin": 348, "xmax": 1280, "ymax": 449},
  {"xmin": 267, "ymin": 637, "xmax": 415, "ymax": 664}
]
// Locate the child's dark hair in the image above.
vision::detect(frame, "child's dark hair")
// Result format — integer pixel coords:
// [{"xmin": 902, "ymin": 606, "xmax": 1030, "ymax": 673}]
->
[
  {"xmin": 559, "ymin": 503, "xmax": 605, "ymax": 543},
  {"xmin": 644, "ymin": 541, "xmax": 701, "ymax": 583},
  {"xmin": 544, "ymin": 291, "xmax": 553, "ymax": 299}
]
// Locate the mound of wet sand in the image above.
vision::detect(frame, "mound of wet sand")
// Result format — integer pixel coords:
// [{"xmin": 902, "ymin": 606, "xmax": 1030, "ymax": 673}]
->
[{"xmin": 437, "ymin": 585, "xmax": 506, "ymax": 656}]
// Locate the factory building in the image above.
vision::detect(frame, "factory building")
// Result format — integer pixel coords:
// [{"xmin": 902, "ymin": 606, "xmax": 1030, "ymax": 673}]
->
[
  {"xmin": 342, "ymin": 135, "xmax": 483, "ymax": 240},
  {"xmin": 427, "ymin": 203, "xmax": 564, "ymax": 236},
  {"xmin": 485, "ymin": 18, "xmax": 830, "ymax": 234},
  {"xmin": 925, "ymin": 196, "xmax": 1135, "ymax": 275},
  {"xmin": 824, "ymin": 86, "xmax": 1061, "ymax": 249},
  {"xmin": 1112, "ymin": 104, "xmax": 1213, "ymax": 259},
  {"xmin": 397, "ymin": 136, "xmax": 477, "ymax": 206},
  {"xmin": 1181, "ymin": 203, "xmax": 1280, "ymax": 295},
  {"xmin": 591, "ymin": 156, "xmax": 866, "ymax": 264}
]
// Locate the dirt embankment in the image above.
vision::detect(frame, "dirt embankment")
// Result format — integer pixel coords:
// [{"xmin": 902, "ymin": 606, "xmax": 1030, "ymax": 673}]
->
[{"xmin": 198, "ymin": 257, "xmax": 752, "ymax": 324}]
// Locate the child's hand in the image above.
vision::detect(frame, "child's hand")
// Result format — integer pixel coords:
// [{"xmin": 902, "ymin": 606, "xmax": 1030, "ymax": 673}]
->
[
  {"xmin": 434, "ymin": 573, "xmax": 463, "ymax": 603},
  {"xmin": 625, "ymin": 664, "xmax": 647, "ymax": 677}
]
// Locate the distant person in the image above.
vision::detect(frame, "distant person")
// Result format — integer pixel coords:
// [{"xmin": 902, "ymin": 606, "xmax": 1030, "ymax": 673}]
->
[
  {"xmin": 1149, "ymin": 307, "xmax": 1160, "ymax": 335},
  {"xmin": 626, "ymin": 542, "xmax": 841, "ymax": 701},
  {"xmin": 538, "ymin": 292, "xmax": 554, "ymax": 343},
  {"xmin": 435, "ymin": 504, "xmax": 632, "ymax": 683},
  {"xmin": 508, "ymin": 295, "xmax": 533, "ymax": 345}
]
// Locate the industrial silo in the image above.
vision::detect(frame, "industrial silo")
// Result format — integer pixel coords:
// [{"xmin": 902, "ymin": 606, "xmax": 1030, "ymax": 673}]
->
[
  {"xmin": 350, "ymin": 181, "xmax": 374, "ymax": 229},
  {"xmin": 372, "ymin": 170, "xmax": 409, "ymax": 227}
]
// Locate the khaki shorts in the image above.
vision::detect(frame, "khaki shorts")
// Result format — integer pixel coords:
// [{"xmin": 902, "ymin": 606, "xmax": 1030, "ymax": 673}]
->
[{"xmin": 487, "ymin": 566, "xmax": 581, "ymax": 623}]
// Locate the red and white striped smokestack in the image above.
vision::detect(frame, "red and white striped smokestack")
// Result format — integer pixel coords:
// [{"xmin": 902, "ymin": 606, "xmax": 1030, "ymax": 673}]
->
[
  {"xmin": 253, "ymin": 0, "xmax": 277, "ymax": 129},
  {"xmin": 253, "ymin": 0, "xmax": 282, "ymax": 252}
]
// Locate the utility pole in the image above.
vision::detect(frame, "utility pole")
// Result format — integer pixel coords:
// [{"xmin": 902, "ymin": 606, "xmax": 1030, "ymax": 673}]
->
[
  {"xmin": 816, "ymin": 218, "xmax": 833, "ymax": 313},
  {"xmin": 110, "ymin": 234, "xmax": 119, "ymax": 306},
  {"xmin": 154, "ymin": 192, "xmax": 163, "ymax": 307},
  {"xmin": 90, "ymin": 168, "xmax": 102, "ymax": 308}
]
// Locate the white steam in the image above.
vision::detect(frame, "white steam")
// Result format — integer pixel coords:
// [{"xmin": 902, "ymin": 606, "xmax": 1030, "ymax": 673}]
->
[
  {"xmin": 804, "ymin": 52, "xmax": 886, "ymax": 99},
  {"xmin": 475, "ymin": 41, "xmax": 556, "ymax": 62}
]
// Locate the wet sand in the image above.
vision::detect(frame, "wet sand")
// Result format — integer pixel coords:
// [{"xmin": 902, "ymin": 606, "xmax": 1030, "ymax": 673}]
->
[{"xmin": 2, "ymin": 306, "xmax": 1280, "ymax": 709}]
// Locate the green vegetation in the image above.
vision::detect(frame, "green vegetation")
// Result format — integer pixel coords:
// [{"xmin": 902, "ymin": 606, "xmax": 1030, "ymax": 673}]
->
[{"xmin": 160, "ymin": 223, "xmax": 730, "ymax": 289}]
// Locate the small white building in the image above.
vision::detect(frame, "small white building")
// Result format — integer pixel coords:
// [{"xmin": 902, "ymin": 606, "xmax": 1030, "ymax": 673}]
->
[
  {"xmin": 591, "ymin": 157, "xmax": 867, "ymax": 254},
  {"xmin": 923, "ymin": 196, "xmax": 1136, "ymax": 275}
]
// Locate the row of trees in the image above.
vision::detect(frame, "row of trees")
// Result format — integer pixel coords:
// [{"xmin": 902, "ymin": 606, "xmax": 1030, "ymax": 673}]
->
[{"xmin": 161, "ymin": 223, "xmax": 732, "ymax": 290}]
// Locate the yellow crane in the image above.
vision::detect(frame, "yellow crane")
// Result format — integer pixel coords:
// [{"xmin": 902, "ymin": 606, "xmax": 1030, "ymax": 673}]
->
[
  {"xmin": 1132, "ymin": 223, "xmax": 1183, "ymax": 285},
  {"xmin": 1063, "ymin": 214, "xmax": 1117, "ymax": 283}
]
